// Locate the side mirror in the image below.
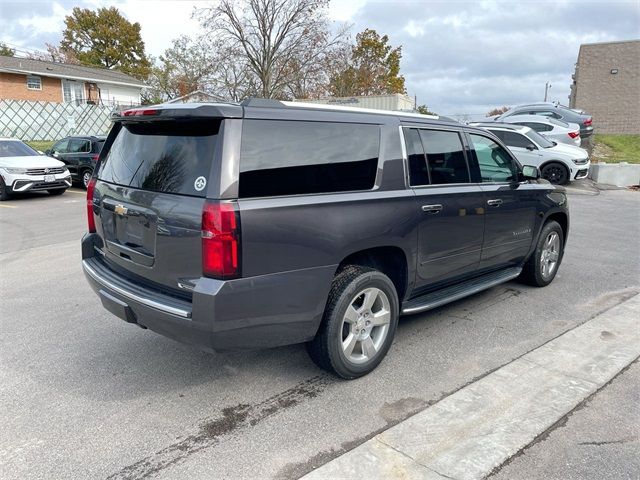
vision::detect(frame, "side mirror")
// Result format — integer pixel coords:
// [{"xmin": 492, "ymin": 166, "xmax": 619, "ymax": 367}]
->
[
  {"xmin": 522, "ymin": 165, "xmax": 540, "ymax": 180},
  {"xmin": 526, "ymin": 144, "xmax": 536, "ymax": 151}
]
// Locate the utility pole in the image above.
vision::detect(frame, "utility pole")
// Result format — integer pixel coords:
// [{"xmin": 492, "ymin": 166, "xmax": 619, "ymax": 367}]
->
[{"xmin": 544, "ymin": 82, "xmax": 552, "ymax": 102}]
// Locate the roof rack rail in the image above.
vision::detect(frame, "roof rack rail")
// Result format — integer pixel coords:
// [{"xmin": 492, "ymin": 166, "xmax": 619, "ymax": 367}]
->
[{"xmin": 240, "ymin": 97, "xmax": 285, "ymax": 108}]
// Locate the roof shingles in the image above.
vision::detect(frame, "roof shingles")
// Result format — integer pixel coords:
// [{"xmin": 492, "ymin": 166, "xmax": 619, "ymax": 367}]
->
[{"xmin": 0, "ymin": 55, "xmax": 145, "ymax": 88}]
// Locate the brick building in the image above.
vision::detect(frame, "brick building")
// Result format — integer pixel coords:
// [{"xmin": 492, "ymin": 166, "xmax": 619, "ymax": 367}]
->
[
  {"xmin": 569, "ymin": 40, "xmax": 640, "ymax": 134},
  {"xmin": 0, "ymin": 55, "xmax": 145, "ymax": 107}
]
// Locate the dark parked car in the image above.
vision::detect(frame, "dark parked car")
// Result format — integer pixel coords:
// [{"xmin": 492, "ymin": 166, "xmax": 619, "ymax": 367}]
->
[
  {"xmin": 46, "ymin": 135, "xmax": 105, "ymax": 188},
  {"xmin": 496, "ymin": 103, "xmax": 593, "ymax": 138},
  {"xmin": 82, "ymin": 99, "xmax": 569, "ymax": 379}
]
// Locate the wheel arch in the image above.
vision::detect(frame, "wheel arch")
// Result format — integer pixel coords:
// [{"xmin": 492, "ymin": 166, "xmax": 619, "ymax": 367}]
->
[
  {"xmin": 539, "ymin": 159, "xmax": 571, "ymax": 173},
  {"xmin": 336, "ymin": 246, "xmax": 409, "ymax": 302},
  {"xmin": 544, "ymin": 211, "xmax": 569, "ymax": 242}
]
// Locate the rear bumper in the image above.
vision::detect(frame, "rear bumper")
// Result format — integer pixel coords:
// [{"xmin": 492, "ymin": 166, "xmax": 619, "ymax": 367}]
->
[{"xmin": 81, "ymin": 234, "xmax": 336, "ymax": 351}]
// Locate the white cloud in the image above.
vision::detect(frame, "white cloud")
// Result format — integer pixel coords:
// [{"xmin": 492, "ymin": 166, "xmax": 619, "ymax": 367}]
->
[{"xmin": 328, "ymin": 0, "xmax": 367, "ymax": 21}]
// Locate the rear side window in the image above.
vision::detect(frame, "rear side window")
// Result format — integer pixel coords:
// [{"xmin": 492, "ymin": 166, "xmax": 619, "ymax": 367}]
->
[
  {"xmin": 418, "ymin": 130, "xmax": 469, "ymax": 184},
  {"xmin": 491, "ymin": 130, "xmax": 532, "ymax": 149},
  {"xmin": 98, "ymin": 121, "xmax": 219, "ymax": 197},
  {"xmin": 403, "ymin": 128, "xmax": 429, "ymax": 186},
  {"xmin": 239, "ymin": 120, "xmax": 379, "ymax": 198},
  {"xmin": 69, "ymin": 139, "xmax": 91, "ymax": 153}
]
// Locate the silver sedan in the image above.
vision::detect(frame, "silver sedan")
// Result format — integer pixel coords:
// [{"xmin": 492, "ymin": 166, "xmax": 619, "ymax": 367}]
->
[{"xmin": 495, "ymin": 115, "xmax": 582, "ymax": 147}]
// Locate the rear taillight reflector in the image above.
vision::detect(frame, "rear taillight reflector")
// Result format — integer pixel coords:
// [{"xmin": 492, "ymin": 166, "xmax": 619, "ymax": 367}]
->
[
  {"xmin": 202, "ymin": 201, "xmax": 240, "ymax": 279},
  {"xmin": 568, "ymin": 131, "xmax": 580, "ymax": 138},
  {"xmin": 584, "ymin": 118, "xmax": 592, "ymax": 126},
  {"xmin": 86, "ymin": 177, "xmax": 97, "ymax": 233},
  {"xmin": 91, "ymin": 154, "xmax": 99, "ymax": 161}
]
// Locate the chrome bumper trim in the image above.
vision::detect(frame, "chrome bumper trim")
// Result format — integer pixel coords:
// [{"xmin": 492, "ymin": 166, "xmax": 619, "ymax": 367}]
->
[{"xmin": 82, "ymin": 259, "xmax": 192, "ymax": 318}]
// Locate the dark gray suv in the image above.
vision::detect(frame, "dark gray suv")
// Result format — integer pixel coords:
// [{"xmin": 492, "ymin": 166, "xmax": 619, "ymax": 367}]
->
[{"xmin": 82, "ymin": 99, "xmax": 569, "ymax": 379}]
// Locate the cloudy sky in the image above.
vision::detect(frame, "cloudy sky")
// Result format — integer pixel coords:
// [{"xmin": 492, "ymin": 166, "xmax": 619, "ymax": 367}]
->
[{"xmin": 1, "ymin": 0, "xmax": 638, "ymax": 116}]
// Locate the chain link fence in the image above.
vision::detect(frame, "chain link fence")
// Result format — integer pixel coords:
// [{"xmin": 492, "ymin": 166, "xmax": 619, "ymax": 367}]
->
[{"xmin": 0, "ymin": 100, "xmax": 124, "ymax": 141}]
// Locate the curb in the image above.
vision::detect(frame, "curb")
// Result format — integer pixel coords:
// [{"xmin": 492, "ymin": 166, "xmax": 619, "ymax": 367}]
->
[{"xmin": 302, "ymin": 294, "xmax": 640, "ymax": 480}]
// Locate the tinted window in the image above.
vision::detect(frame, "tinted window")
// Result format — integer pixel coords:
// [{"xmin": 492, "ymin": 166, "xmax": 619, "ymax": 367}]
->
[
  {"xmin": 534, "ymin": 110, "xmax": 561, "ymax": 119},
  {"xmin": 239, "ymin": 120, "xmax": 379, "ymax": 198},
  {"xmin": 98, "ymin": 120, "xmax": 219, "ymax": 197},
  {"xmin": 491, "ymin": 130, "xmax": 533, "ymax": 149},
  {"xmin": 53, "ymin": 139, "xmax": 69, "ymax": 153},
  {"xmin": 520, "ymin": 122, "xmax": 552, "ymax": 132},
  {"xmin": 418, "ymin": 130, "xmax": 469, "ymax": 184},
  {"xmin": 69, "ymin": 139, "xmax": 90, "ymax": 153},
  {"xmin": 93, "ymin": 141, "xmax": 105, "ymax": 153},
  {"xmin": 0, "ymin": 140, "xmax": 38, "ymax": 157},
  {"xmin": 549, "ymin": 118, "xmax": 569, "ymax": 127},
  {"xmin": 403, "ymin": 128, "xmax": 428, "ymax": 186},
  {"xmin": 525, "ymin": 130, "xmax": 554, "ymax": 148},
  {"xmin": 469, "ymin": 134, "xmax": 518, "ymax": 183}
]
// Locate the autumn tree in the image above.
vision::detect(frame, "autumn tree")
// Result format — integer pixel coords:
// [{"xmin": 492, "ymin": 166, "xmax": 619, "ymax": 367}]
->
[
  {"xmin": 329, "ymin": 29, "xmax": 406, "ymax": 97},
  {"xmin": 0, "ymin": 43, "xmax": 15, "ymax": 56},
  {"xmin": 486, "ymin": 106, "xmax": 510, "ymax": 117},
  {"xmin": 416, "ymin": 104, "xmax": 436, "ymax": 115},
  {"xmin": 146, "ymin": 36, "xmax": 216, "ymax": 102},
  {"xmin": 27, "ymin": 43, "xmax": 79, "ymax": 64},
  {"xmin": 196, "ymin": 0, "xmax": 348, "ymax": 99},
  {"xmin": 60, "ymin": 7, "xmax": 151, "ymax": 79}
]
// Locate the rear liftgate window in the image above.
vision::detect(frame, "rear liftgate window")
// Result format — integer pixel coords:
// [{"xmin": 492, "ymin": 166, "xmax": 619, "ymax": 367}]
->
[
  {"xmin": 239, "ymin": 120, "xmax": 380, "ymax": 198},
  {"xmin": 98, "ymin": 120, "xmax": 219, "ymax": 197}
]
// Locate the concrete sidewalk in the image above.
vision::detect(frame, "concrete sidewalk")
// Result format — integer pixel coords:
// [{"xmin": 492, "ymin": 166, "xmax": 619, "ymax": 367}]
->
[{"xmin": 302, "ymin": 294, "xmax": 640, "ymax": 480}]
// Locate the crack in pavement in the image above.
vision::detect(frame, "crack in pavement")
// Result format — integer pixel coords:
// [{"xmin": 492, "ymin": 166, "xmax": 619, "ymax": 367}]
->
[{"xmin": 107, "ymin": 375, "xmax": 332, "ymax": 480}]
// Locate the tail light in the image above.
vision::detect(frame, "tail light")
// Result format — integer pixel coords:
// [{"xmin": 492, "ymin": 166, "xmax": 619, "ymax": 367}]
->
[
  {"xmin": 122, "ymin": 108, "xmax": 158, "ymax": 116},
  {"xmin": 91, "ymin": 154, "xmax": 99, "ymax": 161},
  {"xmin": 202, "ymin": 201, "xmax": 240, "ymax": 279},
  {"xmin": 568, "ymin": 131, "xmax": 580, "ymax": 139},
  {"xmin": 584, "ymin": 118, "xmax": 592, "ymax": 126},
  {"xmin": 86, "ymin": 177, "xmax": 97, "ymax": 233}
]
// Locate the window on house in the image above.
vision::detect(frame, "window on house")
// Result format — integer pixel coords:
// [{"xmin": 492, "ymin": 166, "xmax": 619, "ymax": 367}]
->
[
  {"xmin": 26, "ymin": 76, "xmax": 41, "ymax": 90},
  {"xmin": 62, "ymin": 79, "xmax": 84, "ymax": 104}
]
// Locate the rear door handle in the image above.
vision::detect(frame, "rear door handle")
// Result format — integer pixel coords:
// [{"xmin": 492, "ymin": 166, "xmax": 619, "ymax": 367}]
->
[
  {"xmin": 487, "ymin": 199, "xmax": 503, "ymax": 207},
  {"xmin": 421, "ymin": 204, "xmax": 443, "ymax": 214}
]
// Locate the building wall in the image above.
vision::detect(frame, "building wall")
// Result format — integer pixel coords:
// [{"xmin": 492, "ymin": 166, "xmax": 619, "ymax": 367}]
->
[
  {"xmin": 97, "ymin": 83, "xmax": 141, "ymax": 106},
  {"xmin": 570, "ymin": 40, "xmax": 640, "ymax": 135},
  {"xmin": 0, "ymin": 72, "xmax": 62, "ymax": 102}
]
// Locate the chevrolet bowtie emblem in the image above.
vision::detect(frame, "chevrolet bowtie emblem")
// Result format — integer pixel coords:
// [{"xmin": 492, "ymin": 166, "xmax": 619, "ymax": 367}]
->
[{"xmin": 114, "ymin": 204, "xmax": 128, "ymax": 216}]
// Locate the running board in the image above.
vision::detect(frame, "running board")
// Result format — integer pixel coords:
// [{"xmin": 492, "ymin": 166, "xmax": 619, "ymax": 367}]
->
[{"xmin": 401, "ymin": 267, "xmax": 522, "ymax": 315}]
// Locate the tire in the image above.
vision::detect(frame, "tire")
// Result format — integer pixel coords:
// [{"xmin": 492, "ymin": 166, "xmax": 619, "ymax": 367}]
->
[
  {"xmin": 307, "ymin": 265, "xmax": 399, "ymax": 379},
  {"xmin": 541, "ymin": 162, "xmax": 569, "ymax": 185},
  {"xmin": 0, "ymin": 178, "xmax": 10, "ymax": 201},
  {"xmin": 81, "ymin": 169, "xmax": 93, "ymax": 189},
  {"xmin": 520, "ymin": 220, "xmax": 564, "ymax": 287},
  {"xmin": 48, "ymin": 188, "xmax": 67, "ymax": 196}
]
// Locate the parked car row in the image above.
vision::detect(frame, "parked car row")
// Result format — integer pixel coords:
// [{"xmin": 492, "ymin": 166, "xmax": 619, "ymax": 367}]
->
[
  {"xmin": 0, "ymin": 134, "xmax": 105, "ymax": 201},
  {"xmin": 473, "ymin": 102, "xmax": 594, "ymax": 185}
]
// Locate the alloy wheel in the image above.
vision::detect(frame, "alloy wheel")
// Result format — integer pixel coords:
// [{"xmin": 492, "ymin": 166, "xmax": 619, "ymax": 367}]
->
[
  {"xmin": 540, "ymin": 231, "xmax": 560, "ymax": 280},
  {"xmin": 83, "ymin": 171, "xmax": 92, "ymax": 189},
  {"xmin": 340, "ymin": 287, "xmax": 391, "ymax": 365}
]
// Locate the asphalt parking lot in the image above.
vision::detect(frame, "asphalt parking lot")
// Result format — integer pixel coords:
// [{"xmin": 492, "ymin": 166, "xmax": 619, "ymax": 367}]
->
[{"xmin": 1, "ymin": 184, "xmax": 639, "ymax": 479}]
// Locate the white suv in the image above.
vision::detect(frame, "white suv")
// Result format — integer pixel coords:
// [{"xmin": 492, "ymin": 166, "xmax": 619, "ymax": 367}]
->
[
  {"xmin": 0, "ymin": 138, "xmax": 72, "ymax": 200},
  {"xmin": 471, "ymin": 124, "xmax": 590, "ymax": 185}
]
